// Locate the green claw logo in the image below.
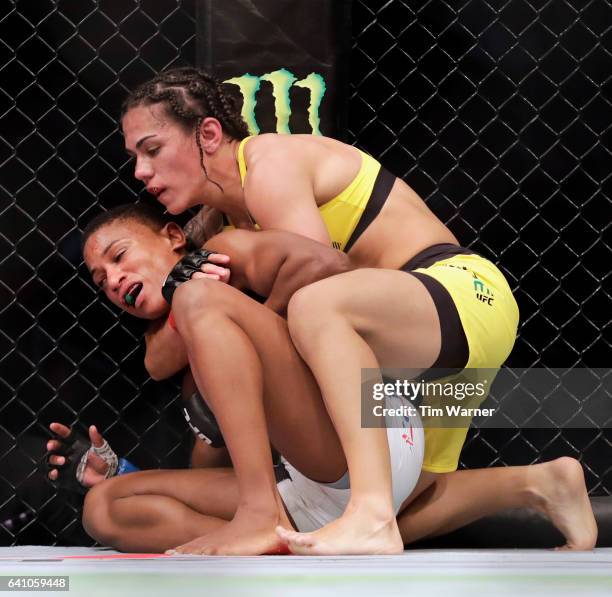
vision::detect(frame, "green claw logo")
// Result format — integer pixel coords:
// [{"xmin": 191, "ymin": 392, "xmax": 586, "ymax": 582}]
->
[
  {"xmin": 225, "ymin": 69, "xmax": 326, "ymax": 135},
  {"xmin": 474, "ymin": 277, "xmax": 495, "ymax": 305}
]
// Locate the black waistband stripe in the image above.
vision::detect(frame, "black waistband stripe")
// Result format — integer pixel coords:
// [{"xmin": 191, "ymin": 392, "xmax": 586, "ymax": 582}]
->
[{"xmin": 401, "ymin": 243, "xmax": 476, "ymax": 271}]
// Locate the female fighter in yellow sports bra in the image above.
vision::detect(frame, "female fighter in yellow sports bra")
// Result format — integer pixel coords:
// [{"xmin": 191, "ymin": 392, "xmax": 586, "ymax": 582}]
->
[
  {"xmin": 237, "ymin": 136, "xmax": 387, "ymax": 252},
  {"xmin": 121, "ymin": 67, "xmax": 520, "ymax": 556}
]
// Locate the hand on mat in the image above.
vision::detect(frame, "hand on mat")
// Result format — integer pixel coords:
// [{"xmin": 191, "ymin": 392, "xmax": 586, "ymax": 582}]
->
[
  {"xmin": 191, "ymin": 252, "xmax": 231, "ymax": 283},
  {"xmin": 47, "ymin": 423, "xmax": 110, "ymax": 488}
]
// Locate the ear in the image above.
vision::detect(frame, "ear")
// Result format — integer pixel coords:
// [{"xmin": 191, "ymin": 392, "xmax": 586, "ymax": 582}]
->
[
  {"xmin": 198, "ymin": 117, "xmax": 224, "ymax": 154},
  {"xmin": 162, "ymin": 222, "xmax": 188, "ymax": 253}
]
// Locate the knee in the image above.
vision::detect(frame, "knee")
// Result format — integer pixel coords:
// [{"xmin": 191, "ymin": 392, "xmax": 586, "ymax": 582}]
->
[
  {"xmin": 172, "ymin": 278, "xmax": 230, "ymax": 325},
  {"xmin": 82, "ymin": 481, "xmax": 119, "ymax": 547},
  {"xmin": 287, "ymin": 281, "xmax": 344, "ymax": 347}
]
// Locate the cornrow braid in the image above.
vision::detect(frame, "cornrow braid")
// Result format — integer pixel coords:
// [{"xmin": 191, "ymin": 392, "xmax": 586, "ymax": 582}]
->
[
  {"xmin": 122, "ymin": 68, "xmax": 250, "ymax": 190},
  {"xmin": 121, "ymin": 67, "xmax": 249, "ymax": 140}
]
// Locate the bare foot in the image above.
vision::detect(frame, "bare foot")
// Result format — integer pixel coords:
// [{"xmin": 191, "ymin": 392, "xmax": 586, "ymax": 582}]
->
[
  {"xmin": 276, "ymin": 499, "xmax": 403, "ymax": 555},
  {"xmin": 168, "ymin": 506, "xmax": 292, "ymax": 556},
  {"xmin": 528, "ymin": 457, "xmax": 597, "ymax": 550}
]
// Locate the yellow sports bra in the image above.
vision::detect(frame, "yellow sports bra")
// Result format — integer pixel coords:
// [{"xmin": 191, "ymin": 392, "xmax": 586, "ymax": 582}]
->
[{"xmin": 237, "ymin": 136, "xmax": 393, "ymax": 251}]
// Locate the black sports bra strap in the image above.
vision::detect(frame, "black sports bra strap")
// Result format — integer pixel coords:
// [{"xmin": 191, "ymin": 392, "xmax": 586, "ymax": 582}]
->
[{"xmin": 344, "ymin": 167, "xmax": 396, "ymax": 253}]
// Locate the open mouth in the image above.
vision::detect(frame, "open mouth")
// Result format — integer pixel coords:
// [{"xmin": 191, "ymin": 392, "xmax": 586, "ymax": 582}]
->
[{"xmin": 124, "ymin": 283, "xmax": 143, "ymax": 307}]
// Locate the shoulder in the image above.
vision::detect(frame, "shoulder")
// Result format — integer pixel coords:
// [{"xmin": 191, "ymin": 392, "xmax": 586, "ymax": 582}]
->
[
  {"xmin": 244, "ymin": 134, "xmax": 323, "ymax": 176},
  {"xmin": 242, "ymin": 134, "xmax": 287, "ymax": 169},
  {"xmin": 242, "ymin": 136, "xmax": 317, "ymax": 210},
  {"xmin": 203, "ymin": 228, "xmax": 258, "ymax": 255}
]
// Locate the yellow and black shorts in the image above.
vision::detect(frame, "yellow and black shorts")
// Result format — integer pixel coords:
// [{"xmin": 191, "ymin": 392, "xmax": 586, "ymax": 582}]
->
[{"xmin": 401, "ymin": 244, "xmax": 520, "ymax": 473}]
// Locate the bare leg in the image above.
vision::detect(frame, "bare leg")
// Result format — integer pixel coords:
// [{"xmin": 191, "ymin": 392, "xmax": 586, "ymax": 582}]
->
[
  {"xmin": 276, "ymin": 268, "xmax": 596, "ymax": 554},
  {"xmin": 398, "ymin": 458, "xmax": 597, "ymax": 550},
  {"xmin": 190, "ymin": 438, "xmax": 231, "ymax": 469},
  {"xmin": 83, "ymin": 468, "xmax": 239, "ymax": 553},
  {"xmin": 279, "ymin": 269, "xmax": 440, "ymax": 555},
  {"xmin": 169, "ymin": 279, "xmax": 345, "ymax": 555}
]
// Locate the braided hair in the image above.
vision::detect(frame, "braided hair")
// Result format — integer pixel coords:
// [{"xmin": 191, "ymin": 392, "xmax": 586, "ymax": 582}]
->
[{"xmin": 121, "ymin": 67, "xmax": 249, "ymax": 183}]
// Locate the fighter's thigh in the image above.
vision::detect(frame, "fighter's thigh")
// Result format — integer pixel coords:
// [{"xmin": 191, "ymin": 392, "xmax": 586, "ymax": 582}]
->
[
  {"xmin": 84, "ymin": 468, "xmax": 239, "ymax": 523},
  {"xmin": 173, "ymin": 280, "xmax": 345, "ymax": 481},
  {"xmin": 174, "ymin": 280, "xmax": 321, "ymax": 402},
  {"xmin": 289, "ymin": 269, "xmax": 441, "ymax": 370}
]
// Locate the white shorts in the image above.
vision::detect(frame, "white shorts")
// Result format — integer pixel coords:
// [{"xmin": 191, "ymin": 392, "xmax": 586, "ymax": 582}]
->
[{"xmin": 276, "ymin": 412, "xmax": 424, "ymax": 532}]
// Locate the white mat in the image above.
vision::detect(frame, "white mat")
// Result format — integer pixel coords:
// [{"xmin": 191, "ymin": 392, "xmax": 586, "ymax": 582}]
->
[{"xmin": 1, "ymin": 546, "xmax": 610, "ymax": 597}]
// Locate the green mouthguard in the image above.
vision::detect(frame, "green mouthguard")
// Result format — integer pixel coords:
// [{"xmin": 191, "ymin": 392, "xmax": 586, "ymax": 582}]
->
[{"xmin": 125, "ymin": 293, "xmax": 135, "ymax": 306}]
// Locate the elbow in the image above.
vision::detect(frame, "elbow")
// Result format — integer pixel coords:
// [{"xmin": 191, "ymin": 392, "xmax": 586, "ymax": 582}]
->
[
  {"xmin": 319, "ymin": 250, "xmax": 353, "ymax": 279},
  {"xmin": 298, "ymin": 251, "xmax": 352, "ymax": 287}
]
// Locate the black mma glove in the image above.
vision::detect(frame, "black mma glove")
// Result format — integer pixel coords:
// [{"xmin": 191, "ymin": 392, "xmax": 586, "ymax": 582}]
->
[
  {"xmin": 47, "ymin": 429, "xmax": 118, "ymax": 494},
  {"xmin": 47, "ymin": 429, "xmax": 91, "ymax": 495},
  {"xmin": 162, "ymin": 249, "xmax": 218, "ymax": 304}
]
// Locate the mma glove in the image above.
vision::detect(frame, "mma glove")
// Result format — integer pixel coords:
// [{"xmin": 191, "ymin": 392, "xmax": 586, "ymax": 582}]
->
[
  {"xmin": 162, "ymin": 249, "xmax": 218, "ymax": 304},
  {"xmin": 47, "ymin": 429, "xmax": 137, "ymax": 494}
]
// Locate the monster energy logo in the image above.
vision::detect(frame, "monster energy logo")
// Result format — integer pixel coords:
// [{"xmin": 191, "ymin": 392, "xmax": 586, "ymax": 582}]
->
[
  {"xmin": 474, "ymin": 278, "xmax": 494, "ymax": 306},
  {"xmin": 225, "ymin": 69, "xmax": 326, "ymax": 135}
]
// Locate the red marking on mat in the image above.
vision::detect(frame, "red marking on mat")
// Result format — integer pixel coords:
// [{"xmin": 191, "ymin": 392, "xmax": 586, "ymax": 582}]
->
[
  {"xmin": 264, "ymin": 544, "xmax": 291, "ymax": 556},
  {"xmin": 0, "ymin": 554, "xmax": 170, "ymax": 562},
  {"xmin": 64, "ymin": 553, "xmax": 169, "ymax": 560}
]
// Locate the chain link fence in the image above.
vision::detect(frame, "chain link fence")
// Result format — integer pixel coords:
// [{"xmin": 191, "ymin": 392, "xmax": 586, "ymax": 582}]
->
[
  {"xmin": 1, "ymin": 0, "xmax": 610, "ymax": 545},
  {"xmin": 1, "ymin": 0, "xmax": 197, "ymax": 546},
  {"xmin": 349, "ymin": 0, "xmax": 611, "ymax": 494}
]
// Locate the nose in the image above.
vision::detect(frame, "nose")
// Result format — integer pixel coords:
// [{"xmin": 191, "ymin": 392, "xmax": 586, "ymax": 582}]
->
[
  {"xmin": 107, "ymin": 266, "xmax": 125, "ymax": 296},
  {"xmin": 134, "ymin": 155, "xmax": 153, "ymax": 183}
]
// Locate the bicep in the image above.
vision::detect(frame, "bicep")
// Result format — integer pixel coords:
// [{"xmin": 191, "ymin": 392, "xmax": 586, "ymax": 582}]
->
[{"xmin": 203, "ymin": 229, "xmax": 282, "ymax": 295}]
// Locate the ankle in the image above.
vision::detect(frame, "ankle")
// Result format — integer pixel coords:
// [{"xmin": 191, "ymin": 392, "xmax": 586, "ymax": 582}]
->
[
  {"xmin": 524, "ymin": 462, "xmax": 554, "ymax": 509},
  {"xmin": 236, "ymin": 499, "xmax": 285, "ymax": 523},
  {"xmin": 345, "ymin": 496, "xmax": 396, "ymax": 524}
]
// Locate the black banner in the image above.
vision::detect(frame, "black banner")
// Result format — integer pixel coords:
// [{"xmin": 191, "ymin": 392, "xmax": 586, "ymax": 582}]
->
[{"xmin": 197, "ymin": 0, "xmax": 352, "ymax": 138}]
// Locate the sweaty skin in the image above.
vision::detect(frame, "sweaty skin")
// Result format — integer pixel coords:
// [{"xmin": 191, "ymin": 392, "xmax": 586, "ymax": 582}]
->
[
  {"xmin": 121, "ymin": 101, "xmax": 593, "ymax": 556},
  {"xmin": 84, "ymin": 219, "xmax": 353, "ymax": 555},
  {"xmin": 121, "ymin": 107, "xmax": 468, "ymax": 555},
  {"xmin": 83, "ymin": 218, "xmax": 597, "ymax": 554},
  {"xmin": 121, "ymin": 106, "xmax": 457, "ymax": 265},
  {"xmin": 144, "ymin": 227, "xmax": 352, "ymax": 380}
]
